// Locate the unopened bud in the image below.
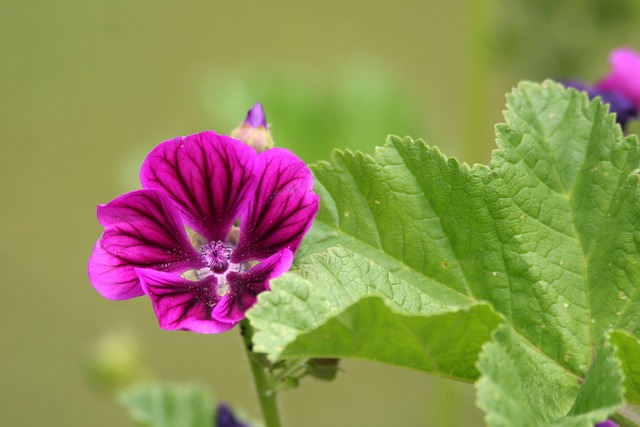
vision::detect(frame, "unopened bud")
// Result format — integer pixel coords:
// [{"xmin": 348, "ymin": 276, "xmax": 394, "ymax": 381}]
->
[
  {"xmin": 87, "ymin": 332, "xmax": 149, "ymax": 391},
  {"xmin": 231, "ymin": 103, "xmax": 274, "ymax": 153}
]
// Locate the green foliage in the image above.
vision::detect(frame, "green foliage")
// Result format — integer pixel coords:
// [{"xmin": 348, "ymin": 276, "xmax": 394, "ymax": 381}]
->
[
  {"xmin": 477, "ymin": 326, "xmax": 625, "ymax": 427},
  {"xmin": 611, "ymin": 332, "xmax": 640, "ymax": 404},
  {"xmin": 250, "ymin": 248, "xmax": 501, "ymax": 380},
  {"xmin": 494, "ymin": 0, "xmax": 640, "ymax": 78},
  {"xmin": 119, "ymin": 384, "xmax": 214, "ymax": 427},
  {"xmin": 247, "ymin": 81, "xmax": 640, "ymax": 425},
  {"xmin": 201, "ymin": 60, "xmax": 426, "ymax": 163}
]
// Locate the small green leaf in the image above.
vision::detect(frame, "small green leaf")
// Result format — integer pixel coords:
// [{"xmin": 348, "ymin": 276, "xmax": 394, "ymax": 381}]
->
[
  {"xmin": 118, "ymin": 383, "xmax": 213, "ymax": 427},
  {"xmin": 477, "ymin": 326, "xmax": 625, "ymax": 427},
  {"xmin": 305, "ymin": 358, "xmax": 340, "ymax": 381},
  {"xmin": 476, "ymin": 324, "xmax": 581, "ymax": 426},
  {"xmin": 558, "ymin": 342, "xmax": 624, "ymax": 426},
  {"xmin": 611, "ymin": 331, "xmax": 640, "ymax": 404}
]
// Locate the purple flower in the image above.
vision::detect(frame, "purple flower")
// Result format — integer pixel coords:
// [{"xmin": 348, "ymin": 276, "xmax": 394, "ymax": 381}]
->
[
  {"xmin": 563, "ymin": 47, "xmax": 640, "ymax": 128},
  {"xmin": 564, "ymin": 80, "xmax": 637, "ymax": 127},
  {"xmin": 230, "ymin": 103, "xmax": 274, "ymax": 153},
  {"xmin": 597, "ymin": 48, "xmax": 640, "ymax": 112},
  {"xmin": 595, "ymin": 420, "xmax": 618, "ymax": 427},
  {"xmin": 88, "ymin": 131, "xmax": 319, "ymax": 333},
  {"xmin": 215, "ymin": 404, "xmax": 250, "ymax": 427}
]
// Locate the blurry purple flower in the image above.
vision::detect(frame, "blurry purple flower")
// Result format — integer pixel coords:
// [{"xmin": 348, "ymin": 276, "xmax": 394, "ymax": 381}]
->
[
  {"xmin": 564, "ymin": 47, "xmax": 640, "ymax": 128},
  {"xmin": 215, "ymin": 404, "xmax": 251, "ymax": 427},
  {"xmin": 231, "ymin": 103, "xmax": 274, "ymax": 153},
  {"xmin": 564, "ymin": 80, "xmax": 637, "ymax": 127},
  {"xmin": 88, "ymin": 130, "xmax": 319, "ymax": 333},
  {"xmin": 595, "ymin": 419, "xmax": 618, "ymax": 427},
  {"xmin": 597, "ymin": 48, "xmax": 640, "ymax": 111}
]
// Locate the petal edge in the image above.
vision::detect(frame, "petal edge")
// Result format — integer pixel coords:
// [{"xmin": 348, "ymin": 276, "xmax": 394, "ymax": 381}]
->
[
  {"xmin": 89, "ymin": 189, "xmax": 201, "ymax": 300},
  {"xmin": 213, "ymin": 249, "xmax": 294, "ymax": 323},
  {"xmin": 138, "ymin": 268, "xmax": 235, "ymax": 334}
]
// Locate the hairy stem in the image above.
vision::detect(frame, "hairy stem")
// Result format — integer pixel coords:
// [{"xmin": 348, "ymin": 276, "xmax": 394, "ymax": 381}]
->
[{"xmin": 240, "ymin": 319, "xmax": 282, "ymax": 427}]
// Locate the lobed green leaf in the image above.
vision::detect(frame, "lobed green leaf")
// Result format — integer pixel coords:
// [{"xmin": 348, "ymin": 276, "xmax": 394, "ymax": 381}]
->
[
  {"xmin": 250, "ymin": 247, "xmax": 501, "ymax": 381},
  {"xmin": 248, "ymin": 81, "xmax": 640, "ymax": 425}
]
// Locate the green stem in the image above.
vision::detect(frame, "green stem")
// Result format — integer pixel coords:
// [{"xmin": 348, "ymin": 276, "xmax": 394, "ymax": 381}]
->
[
  {"xmin": 240, "ymin": 319, "xmax": 282, "ymax": 427},
  {"xmin": 463, "ymin": 0, "xmax": 493, "ymax": 164}
]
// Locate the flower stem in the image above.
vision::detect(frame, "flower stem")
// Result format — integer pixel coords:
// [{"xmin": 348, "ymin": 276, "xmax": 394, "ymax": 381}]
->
[{"xmin": 240, "ymin": 319, "xmax": 282, "ymax": 427}]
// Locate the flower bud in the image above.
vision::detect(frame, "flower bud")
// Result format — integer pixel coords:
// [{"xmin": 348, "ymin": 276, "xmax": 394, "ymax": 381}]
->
[
  {"xmin": 231, "ymin": 103, "xmax": 274, "ymax": 153},
  {"xmin": 87, "ymin": 332, "xmax": 149, "ymax": 391},
  {"xmin": 215, "ymin": 403, "xmax": 251, "ymax": 427}
]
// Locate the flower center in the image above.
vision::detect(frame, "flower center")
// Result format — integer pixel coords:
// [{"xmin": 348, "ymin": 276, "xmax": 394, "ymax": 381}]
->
[
  {"xmin": 181, "ymin": 240, "xmax": 247, "ymax": 296},
  {"xmin": 200, "ymin": 241, "xmax": 233, "ymax": 274}
]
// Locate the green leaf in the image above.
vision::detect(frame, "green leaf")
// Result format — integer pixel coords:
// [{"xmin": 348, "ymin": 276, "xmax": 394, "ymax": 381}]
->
[
  {"xmin": 477, "ymin": 325, "xmax": 625, "ymax": 427},
  {"xmin": 118, "ymin": 383, "xmax": 213, "ymax": 427},
  {"xmin": 249, "ymin": 81, "xmax": 640, "ymax": 424},
  {"xmin": 611, "ymin": 331, "xmax": 640, "ymax": 404},
  {"xmin": 558, "ymin": 342, "xmax": 624, "ymax": 426},
  {"xmin": 476, "ymin": 324, "xmax": 581, "ymax": 426},
  {"xmin": 250, "ymin": 247, "xmax": 501, "ymax": 381}
]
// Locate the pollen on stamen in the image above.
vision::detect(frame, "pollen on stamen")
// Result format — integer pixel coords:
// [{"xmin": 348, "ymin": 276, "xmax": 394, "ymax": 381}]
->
[{"xmin": 200, "ymin": 241, "xmax": 233, "ymax": 274}]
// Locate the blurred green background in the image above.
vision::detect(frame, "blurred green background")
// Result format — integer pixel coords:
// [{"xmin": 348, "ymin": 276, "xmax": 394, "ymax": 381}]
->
[{"xmin": 2, "ymin": 1, "xmax": 639, "ymax": 426}]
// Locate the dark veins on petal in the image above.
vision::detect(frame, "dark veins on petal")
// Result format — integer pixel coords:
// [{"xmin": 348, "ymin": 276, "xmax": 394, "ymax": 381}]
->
[
  {"xmin": 99, "ymin": 191, "xmax": 200, "ymax": 270},
  {"xmin": 235, "ymin": 152, "xmax": 316, "ymax": 261},
  {"xmin": 159, "ymin": 286, "xmax": 215, "ymax": 328},
  {"xmin": 140, "ymin": 271, "xmax": 220, "ymax": 328},
  {"xmin": 142, "ymin": 134, "xmax": 255, "ymax": 242}
]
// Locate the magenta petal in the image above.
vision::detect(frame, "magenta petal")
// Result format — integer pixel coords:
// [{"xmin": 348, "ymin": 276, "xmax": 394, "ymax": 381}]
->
[
  {"xmin": 596, "ymin": 48, "xmax": 640, "ymax": 110},
  {"xmin": 233, "ymin": 148, "xmax": 319, "ymax": 262},
  {"xmin": 89, "ymin": 189, "xmax": 201, "ymax": 300},
  {"xmin": 88, "ymin": 241, "xmax": 145, "ymax": 300},
  {"xmin": 140, "ymin": 131, "xmax": 258, "ymax": 242},
  {"xmin": 213, "ymin": 249, "xmax": 293, "ymax": 323},
  {"xmin": 137, "ymin": 268, "xmax": 236, "ymax": 334},
  {"xmin": 211, "ymin": 293, "xmax": 256, "ymax": 325}
]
